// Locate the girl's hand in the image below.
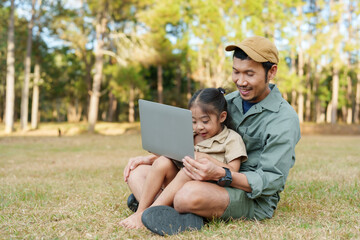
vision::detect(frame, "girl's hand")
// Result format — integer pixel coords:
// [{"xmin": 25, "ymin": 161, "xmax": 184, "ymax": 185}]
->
[
  {"xmin": 182, "ymin": 156, "xmax": 224, "ymax": 181},
  {"xmin": 123, "ymin": 155, "xmax": 156, "ymax": 182}
]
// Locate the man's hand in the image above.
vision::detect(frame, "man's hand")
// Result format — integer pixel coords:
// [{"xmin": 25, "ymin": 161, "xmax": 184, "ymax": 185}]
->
[
  {"xmin": 123, "ymin": 155, "xmax": 156, "ymax": 182},
  {"xmin": 182, "ymin": 156, "xmax": 224, "ymax": 181}
]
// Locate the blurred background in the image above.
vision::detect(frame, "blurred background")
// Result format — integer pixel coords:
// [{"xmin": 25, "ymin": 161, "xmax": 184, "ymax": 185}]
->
[{"xmin": 1, "ymin": 0, "xmax": 359, "ymax": 134}]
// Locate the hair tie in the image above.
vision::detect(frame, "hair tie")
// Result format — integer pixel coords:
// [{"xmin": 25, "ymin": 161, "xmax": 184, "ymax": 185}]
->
[{"xmin": 218, "ymin": 88, "xmax": 226, "ymax": 95}]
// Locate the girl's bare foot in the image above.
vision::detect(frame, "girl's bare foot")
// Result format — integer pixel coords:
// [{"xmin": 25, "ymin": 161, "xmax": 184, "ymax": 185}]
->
[{"xmin": 119, "ymin": 212, "xmax": 144, "ymax": 229}]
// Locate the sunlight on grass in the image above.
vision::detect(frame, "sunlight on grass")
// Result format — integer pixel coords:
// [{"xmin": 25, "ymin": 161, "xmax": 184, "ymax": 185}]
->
[{"xmin": 0, "ymin": 134, "xmax": 359, "ymax": 239}]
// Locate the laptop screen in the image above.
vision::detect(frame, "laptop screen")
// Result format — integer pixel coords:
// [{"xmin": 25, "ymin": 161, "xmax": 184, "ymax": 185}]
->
[{"xmin": 139, "ymin": 99, "xmax": 194, "ymax": 161}]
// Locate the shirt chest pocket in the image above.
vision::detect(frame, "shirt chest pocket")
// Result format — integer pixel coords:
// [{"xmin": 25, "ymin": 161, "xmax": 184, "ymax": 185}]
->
[{"xmin": 242, "ymin": 133, "xmax": 262, "ymax": 170}]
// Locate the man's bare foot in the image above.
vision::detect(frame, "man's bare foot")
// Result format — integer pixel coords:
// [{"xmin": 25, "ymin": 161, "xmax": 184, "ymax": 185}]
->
[{"xmin": 119, "ymin": 212, "xmax": 144, "ymax": 229}]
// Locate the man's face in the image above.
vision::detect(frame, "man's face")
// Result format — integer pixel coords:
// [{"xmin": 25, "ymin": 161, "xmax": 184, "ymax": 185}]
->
[{"xmin": 232, "ymin": 57, "xmax": 276, "ymax": 103}]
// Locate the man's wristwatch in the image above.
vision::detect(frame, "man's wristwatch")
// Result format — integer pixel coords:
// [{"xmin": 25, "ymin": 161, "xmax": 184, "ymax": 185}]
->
[{"xmin": 217, "ymin": 167, "xmax": 232, "ymax": 187}]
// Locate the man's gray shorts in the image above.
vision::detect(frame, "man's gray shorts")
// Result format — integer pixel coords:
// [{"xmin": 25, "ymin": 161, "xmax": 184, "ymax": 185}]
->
[{"xmin": 221, "ymin": 187, "xmax": 255, "ymax": 220}]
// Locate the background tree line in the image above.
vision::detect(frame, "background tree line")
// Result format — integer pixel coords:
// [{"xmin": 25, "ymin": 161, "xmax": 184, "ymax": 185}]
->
[{"xmin": 1, "ymin": 0, "xmax": 360, "ymax": 133}]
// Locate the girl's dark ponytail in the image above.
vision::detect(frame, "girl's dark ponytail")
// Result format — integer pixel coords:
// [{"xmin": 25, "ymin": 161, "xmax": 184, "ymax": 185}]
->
[{"xmin": 218, "ymin": 87, "xmax": 226, "ymax": 95}]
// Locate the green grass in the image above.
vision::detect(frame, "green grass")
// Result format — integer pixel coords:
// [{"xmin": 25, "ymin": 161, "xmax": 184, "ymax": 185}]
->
[{"xmin": 0, "ymin": 134, "xmax": 359, "ymax": 239}]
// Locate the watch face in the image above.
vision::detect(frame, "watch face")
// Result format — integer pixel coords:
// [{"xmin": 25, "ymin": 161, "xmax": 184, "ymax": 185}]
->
[
  {"xmin": 217, "ymin": 168, "xmax": 232, "ymax": 187},
  {"xmin": 218, "ymin": 179, "xmax": 231, "ymax": 187}
]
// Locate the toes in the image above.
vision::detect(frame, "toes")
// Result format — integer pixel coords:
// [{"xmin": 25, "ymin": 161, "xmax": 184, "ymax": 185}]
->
[{"xmin": 119, "ymin": 213, "xmax": 144, "ymax": 229}]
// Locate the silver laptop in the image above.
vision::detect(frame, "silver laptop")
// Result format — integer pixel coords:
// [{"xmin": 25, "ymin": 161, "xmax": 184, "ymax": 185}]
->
[{"xmin": 139, "ymin": 99, "xmax": 194, "ymax": 162}]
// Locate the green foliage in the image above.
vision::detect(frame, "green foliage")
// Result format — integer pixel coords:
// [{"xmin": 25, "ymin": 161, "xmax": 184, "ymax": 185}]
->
[
  {"xmin": 105, "ymin": 64, "xmax": 147, "ymax": 102},
  {"xmin": 0, "ymin": 6, "xmax": 10, "ymax": 116},
  {"xmin": 36, "ymin": 47, "xmax": 88, "ymax": 121},
  {"xmin": 318, "ymin": 74, "xmax": 332, "ymax": 107},
  {"xmin": 276, "ymin": 55, "xmax": 299, "ymax": 94},
  {"xmin": 1, "ymin": 0, "xmax": 360, "ymax": 125}
]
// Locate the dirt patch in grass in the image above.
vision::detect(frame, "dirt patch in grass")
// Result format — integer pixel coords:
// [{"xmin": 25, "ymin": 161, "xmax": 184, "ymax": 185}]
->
[
  {"xmin": 0, "ymin": 122, "xmax": 141, "ymax": 137},
  {"xmin": 1, "ymin": 122, "xmax": 359, "ymax": 137},
  {"xmin": 300, "ymin": 123, "xmax": 360, "ymax": 135}
]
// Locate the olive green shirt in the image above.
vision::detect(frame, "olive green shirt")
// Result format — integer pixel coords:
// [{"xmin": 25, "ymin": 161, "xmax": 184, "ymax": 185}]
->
[{"xmin": 225, "ymin": 84, "xmax": 301, "ymax": 219}]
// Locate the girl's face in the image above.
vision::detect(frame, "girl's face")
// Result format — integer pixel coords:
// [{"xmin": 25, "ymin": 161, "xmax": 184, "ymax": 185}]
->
[{"xmin": 190, "ymin": 105, "xmax": 227, "ymax": 140}]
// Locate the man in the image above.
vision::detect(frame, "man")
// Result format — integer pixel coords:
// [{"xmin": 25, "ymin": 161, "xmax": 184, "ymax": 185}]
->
[{"xmin": 124, "ymin": 36, "xmax": 301, "ymax": 236}]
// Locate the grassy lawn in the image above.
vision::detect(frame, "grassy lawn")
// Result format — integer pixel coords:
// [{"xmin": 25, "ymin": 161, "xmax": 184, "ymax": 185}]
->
[{"xmin": 0, "ymin": 132, "xmax": 359, "ymax": 239}]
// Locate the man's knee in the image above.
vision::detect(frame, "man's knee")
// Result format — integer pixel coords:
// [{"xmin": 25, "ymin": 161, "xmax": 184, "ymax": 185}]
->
[
  {"xmin": 173, "ymin": 181, "xmax": 204, "ymax": 213},
  {"xmin": 174, "ymin": 181, "xmax": 230, "ymax": 218}
]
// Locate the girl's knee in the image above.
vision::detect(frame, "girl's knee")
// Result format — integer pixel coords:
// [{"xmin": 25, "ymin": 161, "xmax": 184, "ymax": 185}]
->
[
  {"xmin": 152, "ymin": 156, "xmax": 175, "ymax": 171},
  {"xmin": 177, "ymin": 168, "xmax": 192, "ymax": 181},
  {"xmin": 127, "ymin": 165, "xmax": 148, "ymax": 184}
]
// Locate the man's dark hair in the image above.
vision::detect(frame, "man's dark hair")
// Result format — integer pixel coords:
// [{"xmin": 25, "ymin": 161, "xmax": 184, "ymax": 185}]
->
[{"xmin": 233, "ymin": 48, "xmax": 275, "ymax": 83}]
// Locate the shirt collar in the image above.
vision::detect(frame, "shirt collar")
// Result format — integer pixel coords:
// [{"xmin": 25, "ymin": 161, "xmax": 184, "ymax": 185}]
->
[
  {"xmin": 196, "ymin": 126, "xmax": 229, "ymax": 148},
  {"xmin": 257, "ymin": 84, "xmax": 282, "ymax": 112},
  {"xmin": 226, "ymin": 84, "xmax": 282, "ymax": 113}
]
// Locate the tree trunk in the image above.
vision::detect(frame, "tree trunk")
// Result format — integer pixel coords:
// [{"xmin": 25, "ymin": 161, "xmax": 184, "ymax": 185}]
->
[
  {"xmin": 196, "ymin": 44, "xmax": 206, "ymax": 88},
  {"xmin": 186, "ymin": 72, "xmax": 192, "ymax": 102},
  {"xmin": 56, "ymin": 98, "xmax": 62, "ymax": 122},
  {"xmin": 81, "ymin": 0, "xmax": 92, "ymax": 121},
  {"xmin": 157, "ymin": 64, "xmax": 163, "ymax": 103},
  {"xmin": 305, "ymin": 59, "xmax": 311, "ymax": 122},
  {"xmin": 326, "ymin": 102, "xmax": 332, "ymax": 123},
  {"xmin": 313, "ymin": 61, "xmax": 323, "ymax": 123},
  {"xmin": 30, "ymin": 0, "xmax": 42, "ymax": 129},
  {"xmin": 354, "ymin": 12, "xmax": 360, "ymax": 123},
  {"xmin": 354, "ymin": 69, "xmax": 360, "ymax": 123},
  {"xmin": 346, "ymin": 75, "xmax": 353, "ymax": 124},
  {"xmin": 296, "ymin": 5, "xmax": 304, "ymax": 123},
  {"xmin": 128, "ymin": 84, "xmax": 135, "ymax": 123},
  {"xmin": 331, "ymin": 67, "xmax": 339, "ymax": 124},
  {"xmin": 20, "ymin": 0, "xmax": 36, "ymax": 131},
  {"xmin": 297, "ymin": 93, "xmax": 304, "ymax": 123},
  {"xmin": 84, "ymin": 56, "xmax": 92, "ymax": 121},
  {"xmin": 341, "ymin": 105, "xmax": 346, "ymax": 123},
  {"xmin": 67, "ymin": 99, "xmax": 82, "ymax": 122},
  {"xmin": 5, "ymin": 0, "xmax": 15, "ymax": 134},
  {"xmin": 88, "ymin": 10, "xmax": 107, "ymax": 132},
  {"xmin": 175, "ymin": 67, "xmax": 181, "ymax": 105},
  {"xmin": 205, "ymin": 61, "xmax": 212, "ymax": 87},
  {"xmin": 305, "ymin": 90, "xmax": 311, "ymax": 121},
  {"xmin": 316, "ymin": 104, "xmax": 325, "ymax": 124},
  {"xmin": 346, "ymin": 1, "xmax": 353, "ymax": 124},
  {"xmin": 1, "ymin": 78, "xmax": 5, "ymax": 122},
  {"xmin": 290, "ymin": 50, "xmax": 297, "ymax": 110},
  {"xmin": 107, "ymin": 91, "xmax": 117, "ymax": 122},
  {"xmin": 330, "ymin": 0, "xmax": 342, "ymax": 124},
  {"xmin": 214, "ymin": 44, "xmax": 225, "ymax": 88},
  {"xmin": 291, "ymin": 90, "xmax": 297, "ymax": 110},
  {"xmin": 31, "ymin": 60, "xmax": 40, "ymax": 129}
]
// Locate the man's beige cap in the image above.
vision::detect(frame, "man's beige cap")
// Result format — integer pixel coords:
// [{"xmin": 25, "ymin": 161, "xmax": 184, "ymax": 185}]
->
[{"xmin": 225, "ymin": 36, "xmax": 279, "ymax": 64}]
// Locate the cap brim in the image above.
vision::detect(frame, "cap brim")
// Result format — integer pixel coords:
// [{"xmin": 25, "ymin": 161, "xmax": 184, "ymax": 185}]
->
[
  {"xmin": 225, "ymin": 45, "xmax": 238, "ymax": 51},
  {"xmin": 225, "ymin": 44, "xmax": 268, "ymax": 62}
]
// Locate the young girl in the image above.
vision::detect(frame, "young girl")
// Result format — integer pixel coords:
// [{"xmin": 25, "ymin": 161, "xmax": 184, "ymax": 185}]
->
[{"xmin": 120, "ymin": 88, "xmax": 247, "ymax": 229}]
